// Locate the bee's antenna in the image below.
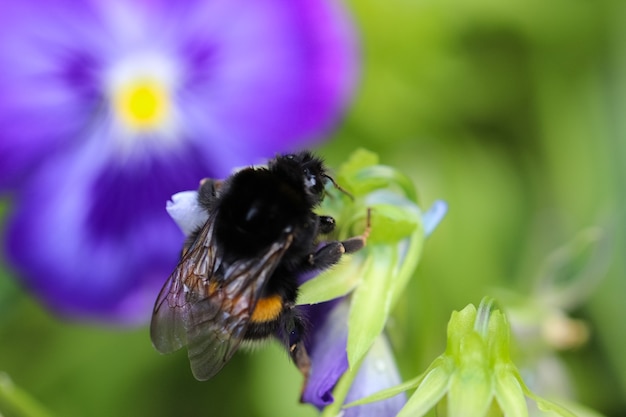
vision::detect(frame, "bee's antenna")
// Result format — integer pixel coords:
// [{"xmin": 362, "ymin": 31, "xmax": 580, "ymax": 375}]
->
[{"xmin": 323, "ymin": 174, "xmax": 354, "ymax": 200}]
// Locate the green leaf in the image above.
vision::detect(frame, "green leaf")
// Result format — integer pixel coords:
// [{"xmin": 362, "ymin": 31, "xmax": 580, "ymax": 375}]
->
[
  {"xmin": 396, "ymin": 361, "xmax": 453, "ymax": 417},
  {"xmin": 297, "ymin": 255, "xmax": 369, "ymax": 305},
  {"xmin": 447, "ymin": 332, "xmax": 493, "ymax": 417},
  {"xmin": 345, "ymin": 193, "xmax": 426, "ymax": 363},
  {"xmin": 366, "ymin": 203, "xmax": 418, "ymax": 244},
  {"xmin": 531, "ymin": 395, "xmax": 579, "ymax": 417},
  {"xmin": 447, "ymin": 368, "xmax": 493, "ymax": 417},
  {"xmin": 344, "ymin": 372, "xmax": 427, "ymax": 407},
  {"xmin": 341, "ymin": 165, "xmax": 418, "ymax": 202},
  {"xmin": 389, "ymin": 225, "xmax": 425, "ymax": 307},
  {"xmin": 445, "ymin": 305, "xmax": 478, "ymax": 357},
  {"xmin": 515, "ymin": 371, "xmax": 578, "ymax": 417},
  {"xmin": 347, "ymin": 245, "xmax": 397, "ymax": 368},
  {"xmin": 336, "ymin": 148, "xmax": 380, "ymax": 179},
  {"xmin": 494, "ymin": 367, "xmax": 528, "ymax": 417}
]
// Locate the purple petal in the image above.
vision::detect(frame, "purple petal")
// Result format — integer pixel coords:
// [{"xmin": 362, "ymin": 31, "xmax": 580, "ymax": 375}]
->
[
  {"xmin": 423, "ymin": 200, "xmax": 448, "ymax": 237},
  {"xmin": 170, "ymin": 0, "xmax": 357, "ymax": 143},
  {"xmin": 3, "ymin": 133, "xmax": 209, "ymax": 324},
  {"xmin": 343, "ymin": 335, "xmax": 406, "ymax": 417},
  {"xmin": 0, "ymin": 0, "xmax": 108, "ymax": 189},
  {"xmin": 301, "ymin": 299, "xmax": 406, "ymax": 415},
  {"xmin": 166, "ymin": 191, "xmax": 208, "ymax": 237},
  {"xmin": 0, "ymin": 0, "xmax": 358, "ymax": 188},
  {"xmin": 301, "ymin": 298, "xmax": 350, "ymax": 408}
]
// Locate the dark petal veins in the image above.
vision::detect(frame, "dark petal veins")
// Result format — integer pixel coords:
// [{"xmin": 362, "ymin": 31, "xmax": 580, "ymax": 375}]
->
[
  {"xmin": 0, "ymin": 0, "xmax": 107, "ymax": 189},
  {"xmin": 87, "ymin": 142, "xmax": 211, "ymax": 240},
  {"xmin": 4, "ymin": 136, "xmax": 212, "ymax": 324}
]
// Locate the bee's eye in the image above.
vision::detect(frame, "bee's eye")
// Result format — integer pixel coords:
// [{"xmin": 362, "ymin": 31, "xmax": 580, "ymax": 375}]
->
[{"xmin": 303, "ymin": 168, "xmax": 317, "ymax": 190}]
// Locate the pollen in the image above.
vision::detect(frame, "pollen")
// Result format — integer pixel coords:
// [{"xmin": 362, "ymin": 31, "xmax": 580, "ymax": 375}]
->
[
  {"xmin": 113, "ymin": 78, "xmax": 170, "ymax": 131},
  {"xmin": 250, "ymin": 294, "xmax": 283, "ymax": 323}
]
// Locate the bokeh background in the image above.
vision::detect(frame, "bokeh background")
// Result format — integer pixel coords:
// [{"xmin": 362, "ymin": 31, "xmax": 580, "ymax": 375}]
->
[{"xmin": 1, "ymin": 0, "xmax": 625, "ymax": 416}]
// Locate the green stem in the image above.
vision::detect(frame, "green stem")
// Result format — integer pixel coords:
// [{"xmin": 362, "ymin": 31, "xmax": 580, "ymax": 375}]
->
[{"xmin": 0, "ymin": 373, "xmax": 54, "ymax": 417}]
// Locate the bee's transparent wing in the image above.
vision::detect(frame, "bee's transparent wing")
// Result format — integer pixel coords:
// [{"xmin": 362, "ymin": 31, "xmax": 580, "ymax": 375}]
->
[
  {"xmin": 150, "ymin": 217, "xmax": 293, "ymax": 380},
  {"xmin": 150, "ymin": 218, "xmax": 218, "ymax": 355}
]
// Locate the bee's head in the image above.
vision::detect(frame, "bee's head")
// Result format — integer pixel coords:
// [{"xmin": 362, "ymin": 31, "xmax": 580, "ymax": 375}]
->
[{"xmin": 271, "ymin": 151, "xmax": 330, "ymax": 205}]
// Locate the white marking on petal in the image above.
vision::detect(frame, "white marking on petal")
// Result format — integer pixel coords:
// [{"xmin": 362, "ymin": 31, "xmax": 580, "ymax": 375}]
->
[
  {"xmin": 104, "ymin": 48, "xmax": 183, "ymax": 153},
  {"xmin": 166, "ymin": 191, "xmax": 209, "ymax": 237}
]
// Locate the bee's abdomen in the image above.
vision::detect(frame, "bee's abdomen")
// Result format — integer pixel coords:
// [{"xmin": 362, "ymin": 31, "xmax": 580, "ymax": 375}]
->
[
  {"xmin": 243, "ymin": 294, "xmax": 285, "ymax": 340},
  {"xmin": 250, "ymin": 294, "xmax": 283, "ymax": 324}
]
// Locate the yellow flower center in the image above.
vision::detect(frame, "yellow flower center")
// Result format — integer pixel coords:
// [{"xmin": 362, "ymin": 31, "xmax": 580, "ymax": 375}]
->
[{"xmin": 114, "ymin": 79, "xmax": 170, "ymax": 131}]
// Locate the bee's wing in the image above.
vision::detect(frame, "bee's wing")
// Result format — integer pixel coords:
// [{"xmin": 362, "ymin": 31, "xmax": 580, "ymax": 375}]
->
[
  {"xmin": 150, "ymin": 216, "xmax": 293, "ymax": 380},
  {"xmin": 150, "ymin": 218, "xmax": 219, "ymax": 355}
]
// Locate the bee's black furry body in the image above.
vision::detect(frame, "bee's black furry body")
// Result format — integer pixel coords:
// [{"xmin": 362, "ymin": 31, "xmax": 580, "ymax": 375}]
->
[
  {"xmin": 151, "ymin": 151, "xmax": 367, "ymax": 381},
  {"xmin": 191, "ymin": 152, "xmax": 328, "ymax": 340}
]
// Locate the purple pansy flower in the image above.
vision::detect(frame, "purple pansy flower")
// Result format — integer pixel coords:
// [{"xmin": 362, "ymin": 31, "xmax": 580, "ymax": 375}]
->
[{"xmin": 0, "ymin": 0, "xmax": 357, "ymax": 324}]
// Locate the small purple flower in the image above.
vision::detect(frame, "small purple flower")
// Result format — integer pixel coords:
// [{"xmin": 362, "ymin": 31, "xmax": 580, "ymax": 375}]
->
[
  {"xmin": 0, "ymin": 0, "xmax": 357, "ymax": 324},
  {"xmin": 301, "ymin": 299, "xmax": 406, "ymax": 416}
]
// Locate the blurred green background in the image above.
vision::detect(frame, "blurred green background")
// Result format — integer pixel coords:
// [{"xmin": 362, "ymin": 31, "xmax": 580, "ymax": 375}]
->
[{"xmin": 1, "ymin": 0, "xmax": 625, "ymax": 416}]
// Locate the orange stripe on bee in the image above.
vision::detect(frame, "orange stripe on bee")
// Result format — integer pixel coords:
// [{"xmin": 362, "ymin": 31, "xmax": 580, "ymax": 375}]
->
[
  {"xmin": 208, "ymin": 281, "xmax": 218, "ymax": 295},
  {"xmin": 250, "ymin": 294, "xmax": 283, "ymax": 323}
]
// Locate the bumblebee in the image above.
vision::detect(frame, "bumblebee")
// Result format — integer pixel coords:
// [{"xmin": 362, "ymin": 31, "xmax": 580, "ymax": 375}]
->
[{"xmin": 150, "ymin": 151, "xmax": 369, "ymax": 380}]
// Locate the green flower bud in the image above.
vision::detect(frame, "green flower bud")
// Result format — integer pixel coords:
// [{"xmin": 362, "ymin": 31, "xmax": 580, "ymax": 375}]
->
[{"xmin": 347, "ymin": 297, "xmax": 590, "ymax": 417}]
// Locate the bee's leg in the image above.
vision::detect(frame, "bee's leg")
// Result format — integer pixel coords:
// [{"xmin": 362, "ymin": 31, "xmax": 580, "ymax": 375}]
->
[
  {"xmin": 197, "ymin": 178, "xmax": 224, "ymax": 210},
  {"xmin": 280, "ymin": 311, "xmax": 311, "ymax": 393},
  {"xmin": 318, "ymin": 215, "xmax": 336, "ymax": 234},
  {"xmin": 341, "ymin": 207, "xmax": 372, "ymax": 253},
  {"xmin": 293, "ymin": 341, "xmax": 311, "ymax": 403},
  {"xmin": 290, "ymin": 335, "xmax": 311, "ymax": 382},
  {"xmin": 307, "ymin": 208, "xmax": 372, "ymax": 269},
  {"xmin": 307, "ymin": 241, "xmax": 346, "ymax": 270},
  {"xmin": 198, "ymin": 177, "xmax": 224, "ymax": 193}
]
